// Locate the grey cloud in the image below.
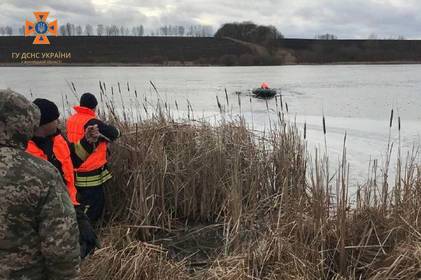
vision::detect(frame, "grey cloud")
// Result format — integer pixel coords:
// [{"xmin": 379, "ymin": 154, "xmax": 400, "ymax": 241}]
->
[{"xmin": 0, "ymin": 0, "xmax": 420, "ymax": 38}]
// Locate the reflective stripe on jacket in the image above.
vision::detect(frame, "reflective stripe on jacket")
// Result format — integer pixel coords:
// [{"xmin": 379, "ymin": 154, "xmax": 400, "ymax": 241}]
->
[{"xmin": 66, "ymin": 106, "xmax": 111, "ymax": 187}]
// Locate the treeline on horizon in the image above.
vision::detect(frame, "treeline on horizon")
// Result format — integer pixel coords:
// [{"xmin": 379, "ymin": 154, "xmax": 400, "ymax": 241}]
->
[
  {"xmin": 0, "ymin": 21, "xmax": 408, "ymax": 40},
  {"xmin": 0, "ymin": 23, "xmax": 214, "ymax": 37},
  {"xmin": 0, "ymin": 21, "xmax": 419, "ymax": 65}
]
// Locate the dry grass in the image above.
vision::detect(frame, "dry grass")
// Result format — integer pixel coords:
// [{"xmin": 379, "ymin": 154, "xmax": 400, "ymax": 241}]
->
[
  {"xmin": 74, "ymin": 81, "xmax": 421, "ymax": 280},
  {"xmin": 81, "ymin": 226, "xmax": 189, "ymax": 280}
]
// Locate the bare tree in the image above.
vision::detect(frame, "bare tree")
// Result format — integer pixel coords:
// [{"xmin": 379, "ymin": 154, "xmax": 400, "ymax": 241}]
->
[
  {"xmin": 104, "ymin": 25, "xmax": 119, "ymax": 36},
  {"xmin": 97, "ymin": 24, "xmax": 104, "ymax": 36},
  {"xmin": 131, "ymin": 25, "xmax": 144, "ymax": 36},
  {"xmin": 0, "ymin": 27, "xmax": 5, "ymax": 36},
  {"xmin": 75, "ymin": 25, "xmax": 83, "ymax": 36},
  {"xmin": 110, "ymin": 25, "xmax": 119, "ymax": 36},
  {"xmin": 48, "ymin": 23, "xmax": 214, "ymax": 37},
  {"xmin": 119, "ymin": 26, "xmax": 129, "ymax": 36},
  {"xmin": 185, "ymin": 25, "xmax": 214, "ymax": 37},
  {"xmin": 316, "ymin": 33, "xmax": 337, "ymax": 40},
  {"xmin": 187, "ymin": 25, "xmax": 193, "ymax": 36},
  {"xmin": 85, "ymin": 24, "xmax": 93, "ymax": 36},
  {"xmin": 120, "ymin": 26, "xmax": 127, "ymax": 36},
  {"xmin": 65, "ymin": 23, "xmax": 75, "ymax": 36},
  {"xmin": 5, "ymin": 26, "xmax": 13, "ymax": 36},
  {"xmin": 160, "ymin": 26, "xmax": 168, "ymax": 36},
  {"xmin": 178, "ymin": 26, "xmax": 185, "ymax": 36}
]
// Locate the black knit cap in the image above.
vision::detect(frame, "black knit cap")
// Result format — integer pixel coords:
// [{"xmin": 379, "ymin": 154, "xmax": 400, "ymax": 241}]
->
[
  {"xmin": 33, "ymin": 98, "xmax": 60, "ymax": 126},
  {"xmin": 80, "ymin": 92, "xmax": 98, "ymax": 109}
]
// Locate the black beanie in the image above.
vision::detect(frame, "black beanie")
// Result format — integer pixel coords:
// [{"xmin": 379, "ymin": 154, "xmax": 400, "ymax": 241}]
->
[
  {"xmin": 33, "ymin": 98, "xmax": 60, "ymax": 126},
  {"xmin": 80, "ymin": 93, "xmax": 98, "ymax": 109}
]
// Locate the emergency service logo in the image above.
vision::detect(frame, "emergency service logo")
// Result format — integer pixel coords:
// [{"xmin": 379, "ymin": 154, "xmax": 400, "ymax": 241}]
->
[{"xmin": 25, "ymin": 12, "xmax": 58, "ymax": 45}]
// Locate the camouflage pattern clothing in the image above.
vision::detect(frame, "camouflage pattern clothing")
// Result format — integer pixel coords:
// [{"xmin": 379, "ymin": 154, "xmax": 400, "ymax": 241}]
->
[{"xmin": 0, "ymin": 89, "xmax": 80, "ymax": 280}]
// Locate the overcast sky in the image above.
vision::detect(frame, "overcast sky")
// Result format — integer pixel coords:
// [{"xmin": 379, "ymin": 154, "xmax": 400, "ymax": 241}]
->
[{"xmin": 1, "ymin": 0, "xmax": 420, "ymax": 39}]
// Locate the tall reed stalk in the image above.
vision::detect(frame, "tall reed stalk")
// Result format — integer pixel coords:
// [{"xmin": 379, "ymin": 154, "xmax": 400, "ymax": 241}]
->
[{"xmin": 77, "ymin": 82, "xmax": 421, "ymax": 280}]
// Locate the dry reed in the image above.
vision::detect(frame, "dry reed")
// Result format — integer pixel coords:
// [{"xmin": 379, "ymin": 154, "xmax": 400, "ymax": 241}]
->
[{"xmin": 74, "ymin": 81, "xmax": 421, "ymax": 280}]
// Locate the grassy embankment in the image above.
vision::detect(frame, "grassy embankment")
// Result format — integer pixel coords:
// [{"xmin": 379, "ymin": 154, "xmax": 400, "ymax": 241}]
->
[{"xmin": 66, "ymin": 81, "xmax": 421, "ymax": 279}]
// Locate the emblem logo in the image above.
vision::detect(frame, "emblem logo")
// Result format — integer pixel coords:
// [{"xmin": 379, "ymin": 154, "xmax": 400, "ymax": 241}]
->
[{"xmin": 25, "ymin": 12, "xmax": 57, "ymax": 45}]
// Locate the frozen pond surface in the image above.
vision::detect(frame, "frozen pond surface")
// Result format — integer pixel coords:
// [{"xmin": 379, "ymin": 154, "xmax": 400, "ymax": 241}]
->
[{"xmin": 1, "ymin": 65, "xmax": 420, "ymax": 190}]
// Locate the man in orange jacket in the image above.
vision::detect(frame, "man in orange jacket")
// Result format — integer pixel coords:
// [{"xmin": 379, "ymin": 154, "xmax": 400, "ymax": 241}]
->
[
  {"xmin": 66, "ymin": 93, "xmax": 120, "ymax": 224},
  {"xmin": 26, "ymin": 98, "xmax": 99, "ymax": 259}
]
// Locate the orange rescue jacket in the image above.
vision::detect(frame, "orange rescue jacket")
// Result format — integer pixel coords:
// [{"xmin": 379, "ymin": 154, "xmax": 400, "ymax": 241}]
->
[
  {"xmin": 26, "ymin": 134, "xmax": 79, "ymax": 205},
  {"xmin": 66, "ymin": 106, "xmax": 108, "ymax": 173}
]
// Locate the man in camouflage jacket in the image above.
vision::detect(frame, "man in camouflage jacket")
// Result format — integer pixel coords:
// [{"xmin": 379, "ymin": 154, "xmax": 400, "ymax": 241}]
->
[{"xmin": 0, "ymin": 89, "xmax": 80, "ymax": 280}]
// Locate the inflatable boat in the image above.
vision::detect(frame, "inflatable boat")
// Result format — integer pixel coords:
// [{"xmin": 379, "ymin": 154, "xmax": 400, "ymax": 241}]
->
[{"xmin": 252, "ymin": 88, "xmax": 277, "ymax": 98}]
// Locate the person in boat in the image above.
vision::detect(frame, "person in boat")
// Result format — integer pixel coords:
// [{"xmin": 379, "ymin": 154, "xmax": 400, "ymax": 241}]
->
[{"xmin": 260, "ymin": 82, "xmax": 270, "ymax": 89}]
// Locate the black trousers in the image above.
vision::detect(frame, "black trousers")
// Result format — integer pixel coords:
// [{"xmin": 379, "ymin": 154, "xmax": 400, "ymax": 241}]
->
[{"xmin": 76, "ymin": 186, "xmax": 105, "ymax": 225}]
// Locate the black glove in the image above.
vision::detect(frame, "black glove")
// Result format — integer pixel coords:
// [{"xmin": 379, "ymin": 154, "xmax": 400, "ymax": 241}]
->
[{"xmin": 75, "ymin": 205, "xmax": 100, "ymax": 259}]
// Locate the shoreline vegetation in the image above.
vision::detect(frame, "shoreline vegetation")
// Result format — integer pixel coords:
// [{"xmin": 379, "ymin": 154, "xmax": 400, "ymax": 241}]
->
[{"xmin": 58, "ymin": 81, "xmax": 421, "ymax": 279}]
